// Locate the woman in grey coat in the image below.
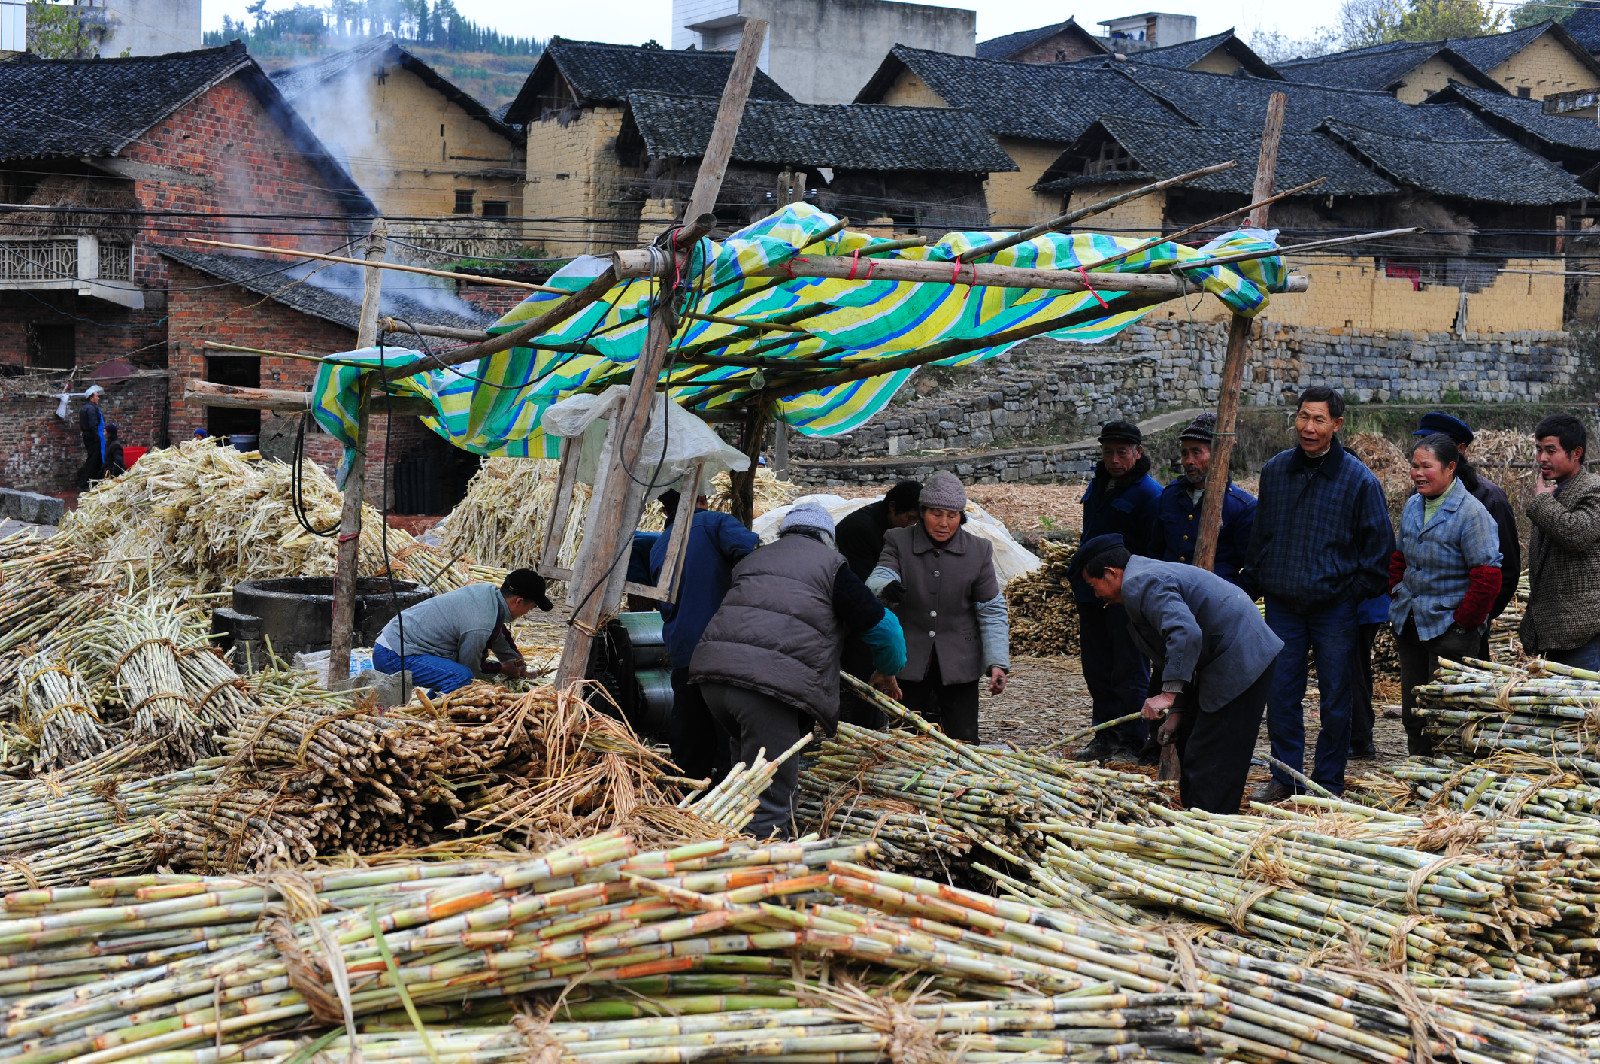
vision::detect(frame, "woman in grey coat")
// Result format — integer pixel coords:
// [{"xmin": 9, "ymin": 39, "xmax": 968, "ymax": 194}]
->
[{"xmin": 869, "ymin": 471, "xmax": 1010, "ymax": 742}]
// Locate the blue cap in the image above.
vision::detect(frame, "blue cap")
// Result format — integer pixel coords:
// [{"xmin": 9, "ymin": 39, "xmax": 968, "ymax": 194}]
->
[
  {"xmin": 1414, "ymin": 412, "xmax": 1473, "ymax": 445},
  {"xmin": 1070, "ymin": 532, "xmax": 1127, "ymax": 580}
]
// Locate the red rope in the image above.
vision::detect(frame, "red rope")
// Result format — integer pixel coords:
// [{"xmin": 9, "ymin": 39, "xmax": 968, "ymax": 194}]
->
[
  {"xmin": 1078, "ymin": 266, "xmax": 1110, "ymax": 309},
  {"xmin": 337, "ymin": 532, "xmax": 360, "ymax": 544},
  {"xmin": 848, "ymin": 248, "xmax": 863, "ymax": 280}
]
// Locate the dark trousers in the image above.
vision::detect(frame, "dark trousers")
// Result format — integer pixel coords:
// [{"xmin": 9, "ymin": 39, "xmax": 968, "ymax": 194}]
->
[
  {"xmin": 837, "ymin": 639, "xmax": 884, "ymax": 730},
  {"xmin": 1264, "ymin": 596, "xmax": 1357, "ymax": 795},
  {"xmin": 1350, "ymin": 622, "xmax": 1382, "ymax": 754},
  {"xmin": 1171, "ymin": 665, "xmax": 1273, "ymax": 814},
  {"xmin": 700, "ymin": 682, "xmax": 806, "ymax": 840},
  {"xmin": 1548, "ymin": 633, "xmax": 1600, "ymax": 674},
  {"xmin": 1077, "ymin": 600, "xmax": 1149, "ymax": 749},
  {"xmin": 669, "ymin": 667, "xmax": 732, "ymax": 786},
  {"xmin": 1395, "ymin": 618, "xmax": 1479, "ymax": 757},
  {"xmin": 898, "ymin": 653, "xmax": 980, "ymax": 743},
  {"xmin": 78, "ymin": 440, "xmax": 104, "ymax": 490}
]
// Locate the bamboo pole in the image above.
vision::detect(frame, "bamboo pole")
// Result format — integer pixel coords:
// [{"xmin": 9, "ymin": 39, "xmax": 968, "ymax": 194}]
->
[
  {"xmin": 329, "ymin": 220, "xmax": 387, "ymax": 686},
  {"xmin": 554, "ymin": 18, "xmax": 768, "ymax": 689},
  {"xmin": 380, "ymin": 317, "xmax": 491, "ymax": 342},
  {"xmin": 184, "ymin": 237, "xmax": 561, "ymax": 292},
  {"xmin": 1090, "ymin": 175, "xmax": 1323, "ymax": 272},
  {"xmin": 956, "ymin": 161, "xmax": 1238, "ymax": 263},
  {"xmin": 1195, "ymin": 93, "xmax": 1287, "ymax": 572}
]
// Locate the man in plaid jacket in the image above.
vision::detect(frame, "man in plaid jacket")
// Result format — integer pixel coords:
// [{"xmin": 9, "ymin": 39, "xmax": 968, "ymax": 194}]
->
[{"xmin": 1243, "ymin": 386, "xmax": 1394, "ymax": 800}]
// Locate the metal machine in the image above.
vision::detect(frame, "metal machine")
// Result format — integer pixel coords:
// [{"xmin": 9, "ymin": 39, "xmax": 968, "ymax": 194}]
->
[{"xmin": 585, "ymin": 611, "xmax": 674, "ymax": 739}]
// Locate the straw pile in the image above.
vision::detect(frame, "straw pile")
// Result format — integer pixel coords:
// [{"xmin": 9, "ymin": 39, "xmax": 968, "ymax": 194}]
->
[
  {"xmin": 1004, "ymin": 539, "xmax": 1079, "ymax": 655},
  {"xmin": 708, "ymin": 467, "xmax": 798, "ymax": 517},
  {"xmin": 1, "ymin": 834, "xmax": 1596, "ymax": 1064},
  {"xmin": 58, "ymin": 438, "xmax": 485, "ymax": 595},
  {"xmin": 1346, "ymin": 431, "xmax": 1411, "ymax": 527},
  {"xmin": 436, "ymin": 457, "xmax": 596, "ymax": 570}
]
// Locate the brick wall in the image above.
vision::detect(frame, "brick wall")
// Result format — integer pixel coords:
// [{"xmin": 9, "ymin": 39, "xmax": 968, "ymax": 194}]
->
[
  {"xmin": 1189, "ymin": 49, "xmax": 1243, "ymax": 75},
  {"xmin": 524, "ymin": 105, "xmax": 641, "ymax": 256},
  {"xmin": 1064, "ymin": 182, "xmax": 1165, "ymax": 238},
  {"xmin": 1492, "ymin": 32, "xmax": 1595, "ymax": 98},
  {"xmin": 456, "ymin": 281, "xmax": 527, "ymax": 321},
  {"xmin": 1394, "ymin": 55, "xmax": 1466, "ymax": 103},
  {"xmin": 0, "ymin": 375, "xmax": 169, "ymax": 493},
  {"xmin": 1007, "ymin": 31, "xmax": 1103, "ymax": 64}
]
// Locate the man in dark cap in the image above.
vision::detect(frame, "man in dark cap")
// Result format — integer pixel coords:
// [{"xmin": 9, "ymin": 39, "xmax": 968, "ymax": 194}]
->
[
  {"xmin": 1150, "ymin": 413, "xmax": 1257, "ymax": 592},
  {"xmin": 373, "ymin": 568, "xmax": 553, "ymax": 693},
  {"xmin": 1071, "ymin": 420, "xmax": 1162, "ymax": 761},
  {"xmin": 1413, "ymin": 413, "xmax": 1520, "ymax": 654},
  {"xmin": 1073, "ymin": 533, "xmax": 1282, "ymax": 813}
]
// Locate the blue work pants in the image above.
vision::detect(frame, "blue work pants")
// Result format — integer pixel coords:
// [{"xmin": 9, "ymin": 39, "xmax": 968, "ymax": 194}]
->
[
  {"xmin": 372, "ymin": 644, "xmax": 474, "ymax": 693},
  {"xmin": 1264, "ymin": 596, "xmax": 1358, "ymax": 795}
]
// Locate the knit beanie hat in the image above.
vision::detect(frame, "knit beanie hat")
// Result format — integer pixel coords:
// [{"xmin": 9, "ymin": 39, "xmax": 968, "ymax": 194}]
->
[
  {"xmin": 1178, "ymin": 412, "xmax": 1217, "ymax": 444},
  {"xmin": 919, "ymin": 471, "xmax": 967, "ymax": 512},
  {"xmin": 781, "ymin": 501, "xmax": 835, "ymax": 537}
]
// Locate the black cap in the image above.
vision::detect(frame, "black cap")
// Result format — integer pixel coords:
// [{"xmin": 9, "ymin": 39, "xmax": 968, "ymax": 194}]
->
[
  {"xmin": 1414, "ymin": 412, "xmax": 1473, "ymax": 446},
  {"xmin": 502, "ymin": 568, "xmax": 553, "ymax": 611},
  {"xmin": 1068, "ymin": 533, "xmax": 1127, "ymax": 581},
  {"xmin": 1099, "ymin": 420, "xmax": 1142, "ymax": 446}
]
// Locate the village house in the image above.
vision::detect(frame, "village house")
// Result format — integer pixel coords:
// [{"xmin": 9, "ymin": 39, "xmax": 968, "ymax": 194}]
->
[
  {"xmin": 0, "ymin": 41, "xmax": 376, "ymax": 491},
  {"xmin": 1277, "ymin": 20, "xmax": 1600, "ymax": 104},
  {"xmin": 271, "ymin": 36, "xmax": 524, "ymax": 225},
  {"xmin": 975, "ymin": 17, "xmax": 1108, "ymax": 63},
  {"xmin": 1084, "ymin": 29, "xmax": 1283, "ymax": 78},
  {"xmin": 508, "ymin": 38, "xmax": 794, "ymax": 255}
]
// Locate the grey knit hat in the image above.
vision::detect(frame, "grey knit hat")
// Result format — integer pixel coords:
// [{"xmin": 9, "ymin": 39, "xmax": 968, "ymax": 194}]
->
[
  {"xmin": 1178, "ymin": 412, "xmax": 1217, "ymax": 444},
  {"xmin": 781, "ymin": 500, "xmax": 835, "ymax": 537},
  {"xmin": 919, "ymin": 471, "xmax": 967, "ymax": 512}
]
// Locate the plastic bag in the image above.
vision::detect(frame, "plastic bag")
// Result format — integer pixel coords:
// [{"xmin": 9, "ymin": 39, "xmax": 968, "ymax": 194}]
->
[{"xmin": 541, "ymin": 385, "xmax": 749, "ymax": 491}]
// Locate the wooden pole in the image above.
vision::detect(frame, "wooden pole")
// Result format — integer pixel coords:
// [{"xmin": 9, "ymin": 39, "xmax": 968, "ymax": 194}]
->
[
  {"xmin": 1194, "ymin": 93, "xmax": 1287, "ymax": 572},
  {"xmin": 553, "ymin": 17, "xmax": 768, "ymax": 689},
  {"xmin": 185, "ymin": 237, "xmax": 562, "ymax": 292},
  {"xmin": 329, "ymin": 219, "xmax": 387, "ymax": 686},
  {"xmin": 729, "ymin": 402, "xmax": 771, "ymax": 528}
]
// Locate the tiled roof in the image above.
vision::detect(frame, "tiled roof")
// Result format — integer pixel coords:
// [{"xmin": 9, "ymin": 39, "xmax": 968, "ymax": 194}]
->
[
  {"xmin": 1113, "ymin": 62, "xmax": 1417, "ymax": 132},
  {"xmin": 1275, "ymin": 40, "xmax": 1478, "ymax": 92},
  {"xmin": 623, "ymin": 92, "xmax": 1016, "ymax": 172},
  {"xmin": 1320, "ymin": 111, "xmax": 1590, "ymax": 204},
  {"xmin": 0, "ymin": 42, "xmax": 251, "ymax": 159},
  {"xmin": 1447, "ymin": 20, "xmax": 1561, "ymax": 72},
  {"xmin": 1563, "ymin": 7, "xmax": 1600, "ymax": 50},
  {"xmin": 1132, "ymin": 29, "xmax": 1282, "ymax": 78},
  {"xmin": 159, "ymin": 247, "xmax": 496, "ymax": 341},
  {"xmin": 505, "ymin": 38, "xmax": 792, "ymax": 124},
  {"xmin": 855, "ymin": 45, "xmax": 1183, "ymax": 143},
  {"xmin": 975, "ymin": 18, "xmax": 1107, "ymax": 61},
  {"xmin": 1428, "ymin": 82, "xmax": 1600, "ymax": 154},
  {"xmin": 272, "ymin": 35, "xmax": 512, "ymax": 139},
  {"xmin": 1036, "ymin": 115, "xmax": 1395, "ymax": 197}
]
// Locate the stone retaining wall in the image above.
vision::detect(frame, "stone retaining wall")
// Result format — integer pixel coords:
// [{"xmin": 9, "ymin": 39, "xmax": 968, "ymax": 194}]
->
[{"xmin": 788, "ymin": 321, "xmax": 1576, "ymax": 484}]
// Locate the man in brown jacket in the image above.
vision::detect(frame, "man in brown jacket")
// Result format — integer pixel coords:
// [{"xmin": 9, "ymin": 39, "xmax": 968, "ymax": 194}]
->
[{"xmin": 1521, "ymin": 413, "xmax": 1600, "ymax": 671}]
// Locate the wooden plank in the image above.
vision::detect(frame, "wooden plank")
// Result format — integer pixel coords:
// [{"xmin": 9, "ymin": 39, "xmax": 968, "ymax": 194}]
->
[
  {"xmin": 329, "ymin": 220, "xmax": 387, "ymax": 686},
  {"xmin": 1194, "ymin": 92, "xmax": 1288, "ymax": 573},
  {"xmin": 683, "ymin": 19, "xmax": 769, "ymax": 221},
  {"xmin": 182, "ymin": 377, "xmax": 433, "ymax": 417}
]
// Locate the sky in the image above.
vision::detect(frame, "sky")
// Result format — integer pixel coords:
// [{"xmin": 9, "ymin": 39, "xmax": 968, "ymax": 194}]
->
[{"xmin": 201, "ymin": 1, "xmax": 1349, "ymax": 50}]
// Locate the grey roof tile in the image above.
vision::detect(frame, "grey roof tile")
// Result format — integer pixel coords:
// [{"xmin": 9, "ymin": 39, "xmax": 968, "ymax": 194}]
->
[
  {"xmin": 159, "ymin": 247, "xmax": 496, "ymax": 341},
  {"xmin": 506, "ymin": 38, "xmax": 791, "ymax": 124},
  {"xmin": 1429, "ymin": 82, "xmax": 1600, "ymax": 153},
  {"xmin": 975, "ymin": 18, "xmax": 1107, "ymax": 60},
  {"xmin": 623, "ymin": 91, "xmax": 1016, "ymax": 172},
  {"xmin": 1131, "ymin": 29, "xmax": 1282, "ymax": 77}
]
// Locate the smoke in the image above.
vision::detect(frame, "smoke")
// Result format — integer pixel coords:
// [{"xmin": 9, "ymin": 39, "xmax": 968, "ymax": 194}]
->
[
  {"xmin": 285, "ymin": 259, "xmax": 492, "ymax": 329},
  {"xmin": 284, "ymin": 60, "xmax": 382, "ymax": 180}
]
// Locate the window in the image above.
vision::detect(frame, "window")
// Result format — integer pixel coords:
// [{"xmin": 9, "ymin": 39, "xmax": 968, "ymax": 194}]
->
[
  {"xmin": 454, "ymin": 189, "xmax": 474, "ymax": 214},
  {"xmin": 1518, "ymin": 86, "xmax": 1532, "ymax": 98},
  {"xmin": 26, "ymin": 324, "xmax": 74, "ymax": 370},
  {"xmin": 481, "ymin": 200, "xmax": 509, "ymax": 218}
]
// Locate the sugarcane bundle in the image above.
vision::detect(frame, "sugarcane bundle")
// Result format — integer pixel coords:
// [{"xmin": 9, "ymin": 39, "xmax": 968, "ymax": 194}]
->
[
  {"xmin": 1, "ymin": 835, "xmax": 1597, "ymax": 1064},
  {"xmin": 0, "ymin": 541, "xmax": 112, "ymax": 666},
  {"xmin": 1413, "ymin": 657, "xmax": 1600, "ymax": 777},
  {"xmin": 1003, "ymin": 539, "xmax": 1079, "ymax": 655},
  {"xmin": 1353, "ymin": 754, "xmax": 1600, "ymax": 827},
  {"xmin": 17, "ymin": 649, "xmax": 115, "ymax": 769}
]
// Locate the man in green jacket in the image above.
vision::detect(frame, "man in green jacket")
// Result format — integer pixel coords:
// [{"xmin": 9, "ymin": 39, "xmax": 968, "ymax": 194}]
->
[{"xmin": 1522, "ymin": 413, "xmax": 1600, "ymax": 671}]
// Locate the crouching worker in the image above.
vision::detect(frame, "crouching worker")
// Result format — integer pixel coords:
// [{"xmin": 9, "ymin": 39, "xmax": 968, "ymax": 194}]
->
[
  {"xmin": 689, "ymin": 502, "xmax": 907, "ymax": 840},
  {"xmin": 373, "ymin": 568, "xmax": 553, "ymax": 693},
  {"xmin": 1073, "ymin": 533, "xmax": 1282, "ymax": 814}
]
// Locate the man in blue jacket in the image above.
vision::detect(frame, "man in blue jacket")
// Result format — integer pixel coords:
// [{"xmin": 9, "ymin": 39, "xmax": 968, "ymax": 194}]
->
[
  {"xmin": 1071, "ymin": 420, "xmax": 1162, "ymax": 761},
  {"xmin": 1150, "ymin": 413, "xmax": 1257, "ymax": 592},
  {"xmin": 1243, "ymin": 386, "xmax": 1394, "ymax": 800},
  {"xmin": 648, "ymin": 488, "xmax": 760, "ymax": 786}
]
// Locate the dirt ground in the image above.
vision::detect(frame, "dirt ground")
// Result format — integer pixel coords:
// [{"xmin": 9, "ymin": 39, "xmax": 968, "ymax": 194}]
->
[{"xmin": 982, "ymin": 653, "xmax": 1410, "ymax": 806}]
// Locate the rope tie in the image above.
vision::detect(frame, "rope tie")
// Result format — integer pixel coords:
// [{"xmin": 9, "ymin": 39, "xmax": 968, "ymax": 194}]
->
[
  {"xmin": 512, "ymin": 1013, "xmax": 570, "ymax": 1064},
  {"xmin": 110, "ymin": 637, "xmax": 179, "ymax": 679},
  {"xmin": 1405, "ymin": 854, "xmax": 1478, "ymax": 914},
  {"xmin": 1386, "ymin": 914, "xmax": 1426, "ymax": 971},
  {"xmin": 1228, "ymin": 883, "xmax": 1279, "ymax": 933},
  {"xmin": 1078, "ymin": 266, "xmax": 1110, "ymax": 309}
]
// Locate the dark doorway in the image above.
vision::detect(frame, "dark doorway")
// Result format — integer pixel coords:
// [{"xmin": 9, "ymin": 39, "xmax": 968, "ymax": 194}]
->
[{"xmin": 205, "ymin": 354, "xmax": 262, "ymax": 438}]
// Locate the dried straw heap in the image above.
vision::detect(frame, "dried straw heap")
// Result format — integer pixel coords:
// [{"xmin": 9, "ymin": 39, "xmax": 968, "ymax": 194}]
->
[{"xmin": 1004, "ymin": 540, "xmax": 1079, "ymax": 655}]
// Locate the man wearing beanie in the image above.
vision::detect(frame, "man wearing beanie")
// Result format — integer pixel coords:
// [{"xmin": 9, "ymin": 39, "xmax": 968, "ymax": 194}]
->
[
  {"xmin": 1150, "ymin": 413, "xmax": 1257, "ymax": 592},
  {"xmin": 1072, "ymin": 420, "xmax": 1161, "ymax": 761},
  {"xmin": 690, "ymin": 501, "xmax": 906, "ymax": 839}
]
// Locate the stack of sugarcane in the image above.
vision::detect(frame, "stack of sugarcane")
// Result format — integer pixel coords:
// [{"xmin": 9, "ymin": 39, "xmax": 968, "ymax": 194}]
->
[
  {"xmin": 1413, "ymin": 657, "xmax": 1600, "ymax": 777},
  {"xmin": 0, "ymin": 537, "xmax": 111, "ymax": 694},
  {"xmin": 1003, "ymin": 539, "xmax": 1079, "ymax": 655},
  {"xmin": 1044, "ymin": 798, "xmax": 1600, "ymax": 981},
  {"xmin": 1489, "ymin": 572, "xmax": 1532, "ymax": 660},
  {"xmin": 17, "ymin": 649, "xmax": 114, "ymax": 769},
  {"xmin": 1, "ymin": 834, "xmax": 1596, "ymax": 1064},
  {"xmin": 1353, "ymin": 755, "xmax": 1600, "ymax": 828},
  {"xmin": 57, "ymin": 437, "xmax": 480, "ymax": 596},
  {"xmin": 707, "ymin": 467, "xmax": 798, "ymax": 517}
]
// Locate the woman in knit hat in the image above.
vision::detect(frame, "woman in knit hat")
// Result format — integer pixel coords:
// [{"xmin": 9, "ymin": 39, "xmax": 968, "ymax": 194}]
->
[{"xmin": 868, "ymin": 471, "xmax": 1010, "ymax": 742}]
